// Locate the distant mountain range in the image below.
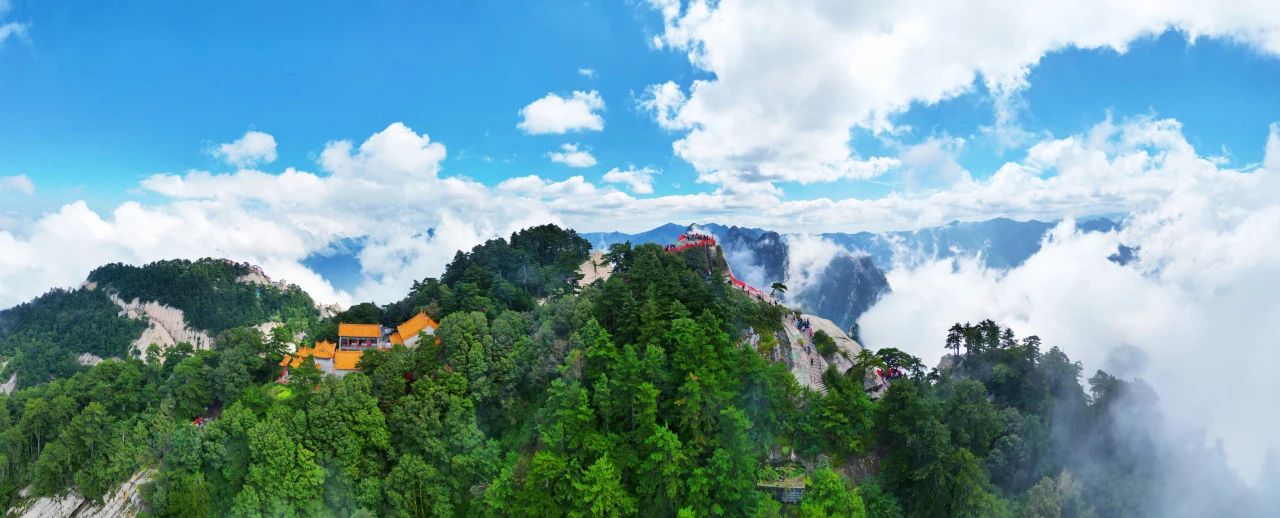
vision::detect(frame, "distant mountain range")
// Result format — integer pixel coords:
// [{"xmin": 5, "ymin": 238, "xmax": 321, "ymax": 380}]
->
[
  {"xmin": 582, "ymin": 217, "xmax": 1123, "ymax": 332},
  {"xmin": 296, "ymin": 217, "xmax": 1123, "ymax": 332},
  {"xmin": 583, "ymin": 217, "xmax": 1120, "ymax": 270}
]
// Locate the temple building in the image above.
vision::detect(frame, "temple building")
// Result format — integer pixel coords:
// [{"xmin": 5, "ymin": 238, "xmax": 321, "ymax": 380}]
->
[
  {"xmin": 338, "ymin": 323, "xmax": 385, "ymax": 350},
  {"xmin": 279, "ymin": 311, "xmax": 438, "ymax": 381},
  {"xmin": 390, "ymin": 310, "xmax": 435, "ymax": 347}
]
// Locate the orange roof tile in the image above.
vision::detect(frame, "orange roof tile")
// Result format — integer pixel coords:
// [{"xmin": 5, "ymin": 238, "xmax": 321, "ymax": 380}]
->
[
  {"xmin": 333, "ymin": 350, "xmax": 364, "ymax": 371},
  {"xmin": 280, "ymin": 346, "xmax": 316, "ymax": 368},
  {"xmin": 389, "ymin": 332, "xmax": 405, "ymax": 345},
  {"xmin": 312, "ymin": 340, "xmax": 336, "ymax": 359},
  {"xmin": 338, "ymin": 323, "xmax": 382, "ymax": 338},
  {"xmin": 396, "ymin": 311, "xmax": 438, "ymax": 342}
]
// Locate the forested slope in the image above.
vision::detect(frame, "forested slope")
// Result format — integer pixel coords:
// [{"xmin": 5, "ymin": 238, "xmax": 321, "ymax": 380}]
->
[
  {"xmin": 87, "ymin": 258, "xmax": 318, "ymax": 335},
  {"xmin": 0, "ymin": 288, "xmax": 148, "ymax": 389},
  {"xmin": 0, "ymin": 224, "xmax": 1221, "ymax": 516}
]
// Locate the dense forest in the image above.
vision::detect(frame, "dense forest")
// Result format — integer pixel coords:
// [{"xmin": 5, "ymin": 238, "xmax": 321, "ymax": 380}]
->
[
  {"xmin": 0, "ymin": 258, "xmax": 319, "ymax": 391},
  {"xmin": 312, "ymin": 225, "xmax": 592, "ymax": 340},
  {"xmin": 0, "ymin": 288, "xmax": 148, "ymax": 388},
  {"xmin": 88, "ymin": 258, "xmax": 318, "ymax": 335},
  {"xmin": 0, "ymin": 224, "xmax": 1219, "ymax": 516}
]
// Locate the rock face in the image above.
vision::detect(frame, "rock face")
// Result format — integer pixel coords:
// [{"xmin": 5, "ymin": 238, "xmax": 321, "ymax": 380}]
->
[
  {"xmin": 712, "ymin": 227, "xmax": 890, "ymax": 332},
  {"xmin": 577, "ymin": 251, "xmax": 614, "ymax": 285},
  {"xmin": 776, "ymin": 313, "xmax": 864, "ymax": 394},
  {"xmin": 583, "ymin": 217, "xmax": 1125, "ymax": 331},
  {"xmin": 715, "ymin": 226, "xmax": 788, "ymax": 284},
  {"xmin": 583, "ymin": 223, "xmax": 893, "ymax": 332},
  {"xmin": 10, "ymin": 470, "xmax": 150, "ymax": 518},
  {"xmin": 235, "ymin": 262, "xmax": 292, "ymax": 291},
  {"xmin": 77, "ymin": 353, "xmax": 104, "ymax": 366},
  {"xmin": 106, "ymin": 292, "xmax": 212, "ymax": 353},
  {"xmin": 0, "ymin": 372, "xmax": 15, "ymax": 395},
  {"xmin": 791, "ymin": 254, "xmax": 889, "ymax": 332}
]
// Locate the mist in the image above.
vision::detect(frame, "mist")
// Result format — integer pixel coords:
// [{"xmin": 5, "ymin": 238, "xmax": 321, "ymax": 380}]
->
[{"xmin": 858, "ymin": 156, "xmax": 1280, "ymax": 510}]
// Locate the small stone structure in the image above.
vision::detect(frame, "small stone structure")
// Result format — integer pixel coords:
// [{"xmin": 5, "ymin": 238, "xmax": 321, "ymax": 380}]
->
[{"xmin": 758, "ymin": 478, "xmax": 806, "ymax": 504}]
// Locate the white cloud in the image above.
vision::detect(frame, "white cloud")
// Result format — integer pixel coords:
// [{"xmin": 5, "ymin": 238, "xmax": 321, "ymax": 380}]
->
[
  {"xmin": 320, "ymin": 122, "xmax": 446, "ymax": 181},
  {"xmin": 517, "ymin": 90, "xmax": 606, "ymax": 134},
  {"xmin": 779, "ymin": 233, "xmax": 851, "ymax": 299},
  {"xmin": 547, "ymin": 143, "xmax": 598, "ymax": 168},
  {"xmin": 754, "ymin": 116, "xmax": 1250, "ymax": 233},
  {"xmin": 1, "ymin": 116, "xmax": 1273, "ymax": 332},
  {"xmin": 0, "ymin": 123, "xmax": 510, "ymax": 309},
  {"xmin": 643, "ymin": 0, "xmax": 1280, "ymax": 186},
  {"xmin": 896, "ymin": 135, "xmax": 971, "ymax": 191},
  {"xmin": 497, "ymin": 175, "xmax": 601, "ymax": 199},
  {"xmin": 860, "ymin": 119, "xmax": 1280, "ymax": 483},
  {"xmin": 0, "ymin": 0, "xmax": 27, "ymax": 47},
  {"xmin": 212, "ymin": 130, "xmax": 278, "ymax": 168},
  {"xmin": 0, "ymin": 21, "xmax": 25, "ymax": 46},
  {"xmin": 0, "ymin": 174, "xmax": 34, "ymax": 195},
  {"xmin": 602, "ymin": 166, "xmax": 658, "ymax": 194},
  {"xmin": 981, "ymin": 87, "xmax": 1036, "ymax": 151},
  {"xmin": 638, "ymin": 81, "xmax": 687, "ymax": 131},
  {"xmin": 578, "ymin": 67, "xmax": 596, "ymax": 78}
]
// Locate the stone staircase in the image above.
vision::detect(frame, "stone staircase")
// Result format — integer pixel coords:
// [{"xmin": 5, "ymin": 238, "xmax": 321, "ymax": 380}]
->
[{"xmin": 809, "ymin": 358, "xmax": 828, "ymax": 395}]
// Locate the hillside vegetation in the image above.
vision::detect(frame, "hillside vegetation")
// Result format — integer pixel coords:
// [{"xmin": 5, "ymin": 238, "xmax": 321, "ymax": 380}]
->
[
  {"xmin": 88, "ymin": 258, "xmax": 318, "ymax": 335},
  {"xmin": 0, "ymin": 288, "xmax": 148, "ymax": 389},
  {"xmin": 0, "ymin": 225, "xmax": 1194, "ymax": 516}
]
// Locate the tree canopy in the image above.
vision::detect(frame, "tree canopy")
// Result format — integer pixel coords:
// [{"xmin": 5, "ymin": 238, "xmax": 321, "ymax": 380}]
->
[{"xmin": 0, "ymin": 224, "xmax": 1213, "ymax": 516}]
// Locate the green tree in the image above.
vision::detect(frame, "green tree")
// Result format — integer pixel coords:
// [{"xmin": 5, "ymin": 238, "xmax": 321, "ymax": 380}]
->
[
  {"xmin": 439, "ymin": 311, "xmax": 493, "ymax": 403},
  {"xmin": 573, "ymin": 455, "xmax": 637, "ymax": 517},
  {"xmin": 303, "ymin": 374, "xmax": 390, "ymax": 512},
  {"xmin": 167, "ymin": 352, "xmax": 215, "ymax": 419},
  {"xmin": 235, "ymin": 406, "xmax": 325, "ymax": 516},
  {"xmin": 769, "ymin": 282, "xmax": 787, "ymax": 298},
  {"xmin": 385, "ymin": 454, "xmax": 453, "ymax": 518},
  {"xmin": 799, "ymin": 467, "xmax": 867, "ymax": 518},
  {"xmin": 813, "ymin": 330, "xmax": 838, "ymax": 357}
]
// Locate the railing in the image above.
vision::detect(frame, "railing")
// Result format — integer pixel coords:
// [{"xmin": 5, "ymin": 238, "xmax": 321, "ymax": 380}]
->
[{"xmin": 663, "ymin": 235, "xmax": 777, "ymax": 303}]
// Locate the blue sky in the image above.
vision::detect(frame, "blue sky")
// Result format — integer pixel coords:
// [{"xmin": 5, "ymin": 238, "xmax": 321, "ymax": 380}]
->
[
  {"xmin": 1, "ymin": 1, "xmax": 703, "ymax": 211},
  {"xmin": 2, "ymin": 0, "xmax": 1280, "ymax": 309},
  {"xmin": 3, "ymin": 1, "xmax": 1278, "ymax": 215}
]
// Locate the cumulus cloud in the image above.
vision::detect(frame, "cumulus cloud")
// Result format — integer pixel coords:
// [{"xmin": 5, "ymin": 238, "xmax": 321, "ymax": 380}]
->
[
  {"xmin": 547, "ymin": 143, "xmax": 598, "ymax": 168},
  {"xmin": 577, "ymin": 67, "xmax": 596, "ymax": 78},
  {"xmin": 602, "ymin": 166, "xmax": 658, "ymax": 194},
  {"xmin": 757, "ymin": 115, "xmax": 1248, "ymax": 233},
  {"xmin": 0, "ymin": 123, "xmax": 537, "ymax": 309},
  {"xmin": 0, "ymin": 174, "xmax": 34, "ymax": 195},
  {"xmin": 211, "ymin": 130, "xmax": 278, "ymax": 168},
  {"xmin": 860, "ymin": 119, "xmax": 1280, "ymax": 483},
  {"xmin": 517, "ymin": 90, "xmax": 606, "ymax": 134},
  {"xmin": 1, "ymin": 115, "xmax": 1273, "ymax": 328},
  {"xmin": 0, "ymin": 121, "xmax": 763, "ymax": 309},
  {"xmin": 320, "ymin": 122, "xmax": 446, "ymax": 180},
  {"xmin": 638, "ymin": 81, "xmax": 687, "ymax": 131},
  {"xmin": 643, "ymin": 0, "xmax": 1280, "ymax": 186}
]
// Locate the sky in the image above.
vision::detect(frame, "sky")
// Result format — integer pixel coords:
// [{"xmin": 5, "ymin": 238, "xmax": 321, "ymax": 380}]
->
[
  {"xmin": 1, "ymin": 0, "xmax": 1279, "ymax": 305},
  {"xmin": 3, "ymin": 0, "xmax": 1280, "ymax": 489}
]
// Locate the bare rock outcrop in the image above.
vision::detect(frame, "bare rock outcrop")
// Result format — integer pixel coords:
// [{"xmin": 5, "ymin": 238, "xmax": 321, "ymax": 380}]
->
[
  {"xmin": 106, "ymin": 293, "xmax": 212, "ymax": 353},
  {"xmin": 777, "ymin": 313, "xmax": 864, "ymax": 394},
  {"xmin": 10, "ymin": 470, "xmax": 150, "ymax": 518},
  {"xmin": 0, "ymin": 372, "xmax": 15, "ymax": 395},
  {"xmin": 578, "ymin": 251, "xmax": 614, "ymax": 285},
  {"xmin": 77, "ymin": 353, "xmax": 103, "ymax": 366}
]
